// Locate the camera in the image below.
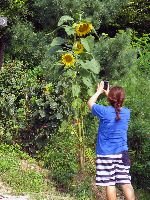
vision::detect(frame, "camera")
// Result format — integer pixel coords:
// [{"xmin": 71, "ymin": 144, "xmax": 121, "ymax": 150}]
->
[{"xmin": 103, "ymin": 81, "xmax": 109, "ymax": 90}]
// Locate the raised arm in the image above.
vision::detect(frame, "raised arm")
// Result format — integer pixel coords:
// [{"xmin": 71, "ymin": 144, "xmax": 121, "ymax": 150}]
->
[{"xmin": 87, "ymin": 81, "xmax": 103, "ymax": 110}]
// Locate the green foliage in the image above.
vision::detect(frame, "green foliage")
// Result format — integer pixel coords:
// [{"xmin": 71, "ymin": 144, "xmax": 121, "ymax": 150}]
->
[
  {"xmin": 72, "ymin": 176, "xmax": 95, "ymax": 200},
  {"xmin": 0, "ymin": 0, "xmax": 30, "ymax": 38},
  {"xmin": 1, "ymin": 0, "xmax": 29, "ymax": 17},
  {"xmin": 0, "ymin": 60, "xmax": 60, "ymax": 153},
  {"xmin": 40, "ymin": 121, "xmax": 97, "ymax": 199},
  {"xmin": 80, "ymin": 35, "xmax": 95, "ymax": 53},
  {"xmin": 0, "ymin": 144, "xmax": 76, "ymax": 200},
  {"xmin": 0, "ymin": 144, "xmax": 49, "ymax": 194},
  {"xmin": 33, "ymin": 0, "xmax": 130, "ymax": 28},
  {"xmin": 58, "ymin": 15, "xmax": 74, "ymax": 26},
  {"xmin": 132, "ymin": 33, "xmax": 150, "ymax": 76},
  {"xmin": 136, "ymin": 189, "xmax": 150, "ymax": 200},
  {"xmin": 116, "ymin": 0, "xmax": 149, "ymax": 33},
  {"xmin": 40, "ymin": 122, "xmax": 79, "ymax": 188},
  {"xmin": 94, "ymin": 29, "xmax": 137, "ymax": 79},
  {"xmin": 6, "ymin": 21, "xmax": 49, "ymax": 67},
  {"xmin": 50, "ymin": 37, "xmax": 67, "ymax": 47}
]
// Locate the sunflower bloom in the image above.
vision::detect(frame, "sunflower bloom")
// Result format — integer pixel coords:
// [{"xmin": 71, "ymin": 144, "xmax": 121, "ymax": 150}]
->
[
  {"xmin": 75, "ymin": 22, "xmax": 93, "ymax": 37},
  {"xmin": 61, "ymin": 53, "xmax": 75, "ymax": 67},
  {"xmin": 73, "ymin": 42, "xmax": 84, "ymax": 54}
]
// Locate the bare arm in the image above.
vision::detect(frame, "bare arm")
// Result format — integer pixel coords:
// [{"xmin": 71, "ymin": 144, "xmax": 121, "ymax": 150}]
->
[{"xmin": 87, "ymin": 81, "xmax": 109, "ymax": 110}]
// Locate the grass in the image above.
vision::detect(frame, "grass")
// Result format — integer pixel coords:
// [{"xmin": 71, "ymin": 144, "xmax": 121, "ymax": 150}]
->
[
  {"xmin": 0, "ymin": 143, "xmax": 75, "ymax": 200},
  {"xmin": 0, "ymin": 143, "xmax": 149, "ymax": 200}
]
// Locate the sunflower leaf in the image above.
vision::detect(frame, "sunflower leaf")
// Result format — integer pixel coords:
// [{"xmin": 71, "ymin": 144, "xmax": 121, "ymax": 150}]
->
[
  {"xmin": 49, "ymin": 46, "xmax": 61, "ymax": 55},
  {"xmin": 87, "ymin": 87, "xmax": 95, "ymax": 96},
  {"xmin": 50, "ymin": 37, "xmax": 66, "ymax": 47},
  {"xmin": 72, "ymin": 84, "xmax": 80, "ymax": 97},
  {"xmin": 81, "ymin": 36, "xmax": 95, "ymax": 52},
  {"xmin": 79, "ymin": 59, "xmax": 100, "ymax": 74},
  {"xmin": 82, "ymin": 77, "xmax": 93, "ymax": 88},
  {"xmin": 64, "ymin": 26, "xmax": 75, "ymax": 36},
  {"xmin": 90, "ymin": 59, "xmax": 101, "ymax": 74},
  {"xmin": 58, "ymin": 15, "xmax": 74, "ymax": 26}
]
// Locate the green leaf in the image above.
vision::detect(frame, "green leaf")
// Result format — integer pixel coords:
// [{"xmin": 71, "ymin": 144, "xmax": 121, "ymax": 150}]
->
[
  {"xmin": 87, "ymin": 87, "xmax": 95, "ymax": 96},
  {"xmin": 56, "ymin": 112, "xmax": 63, "ymax": 119},
  {"xmin": 49, "ymin": 46, "xmax": 61, "ymax": 55},
  {"xmin": 72, "ymin": 84, "xmax": 80, "ymax": 97},
  {"xmin": 82, "ymin": 77, "xmax": 93, "ymax": 88},
  {"xmin": 81, "ymin": 36, "xmax": 95, "ymax": 52},
  {"xmin": 80, "ymin": 59, "xmax": 100, "ymax": 74},
  {"xmin": 72, "ymin": 98, "xmax": 82, "ymax": 109},
  {"xmin": 50, "ymin": 37, "xmax": 66, "ymax": 47},
  {"xmin": 58, "ymin": 15, "xmax": 74, "ymax": 26},
  {"xmin": 59, "ymin": 120, "xmax": 68, "ymax": 133},
  {"xmin": 39, "ymin": 110, "xmax": 45, "ymax": 118},
  {"xmin": 64, "ymin": 26, "xmax": 75, "ymax": 36}
]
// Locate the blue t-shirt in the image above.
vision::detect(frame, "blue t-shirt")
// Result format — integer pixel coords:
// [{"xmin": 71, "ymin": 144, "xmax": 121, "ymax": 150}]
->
[{"xmin": 91, "ymin": 104, "xmax": 130, "ymax": 155}]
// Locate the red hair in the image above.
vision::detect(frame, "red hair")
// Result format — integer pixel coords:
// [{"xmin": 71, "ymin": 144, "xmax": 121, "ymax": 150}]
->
[{"xmin": 107, "ymin": 86, "xmax": 125, "ymax": 120}]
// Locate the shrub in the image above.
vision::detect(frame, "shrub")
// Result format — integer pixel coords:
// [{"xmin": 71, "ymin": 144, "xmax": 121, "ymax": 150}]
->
[
  {"xmin": 40, "ymin": 121, "xmax": 79, "ymax": 188},
  {"xmin": 6, "ymin": 21, "xmax": 49, "ymax": 68},
  {"xmin": 0, "ymin": 60, "xmax": 60, "ymax": 153}
]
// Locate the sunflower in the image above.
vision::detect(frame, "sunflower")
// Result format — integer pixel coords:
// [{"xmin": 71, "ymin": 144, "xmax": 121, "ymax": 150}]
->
[
  {"xmin": 61, "ymin": 53, "xmax": 75, "ymax": 67},
  {"xmin": 75, "ymin": 22, "xmax": 93, "ymax": 37},
  {"xmin": 73, "ymin": 42, "xmax": 84, "ymax": 54}
]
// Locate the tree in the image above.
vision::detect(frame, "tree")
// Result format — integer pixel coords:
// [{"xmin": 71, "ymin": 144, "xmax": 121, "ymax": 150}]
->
[{"xmin": 0, "ymin": 0, "xmax": 30, "ymax": 68}]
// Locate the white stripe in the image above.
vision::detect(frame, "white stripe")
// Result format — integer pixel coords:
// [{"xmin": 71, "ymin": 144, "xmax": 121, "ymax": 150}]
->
[
  {"xmin": 96, "ymin": 159, "xmax": 123, "ymax": 164},
  {"xmin": 115, "ymin": 169, "xmax": 128, "ymax": 173},
  {"xmin": 96, "ymin": 165, "xmax": 114, "ymax": 169},
  {"xmin": 116, "ymin": 180, "xmax": 131, "ymax": 184},
  {"xmin": 115, "ymin": 164, "xmax": 130, "ymax": 169},
  {"xmin": 97, "ymin": 154, "xmax": 122, "ymax": 158},
  {"xmin": 125, "ymin": 166, "xmax": 130, "ymax": 169},
  {"xmin": 96, "ymin": 170, "xmax": 115, "ymax": 176},
  {"xmin": 96, "ymin": 159, "xmax": 112, "ymax": 164},
  {"xmin": 96, "ymin": 168, "xmax": 130, "ymax": 174},
  {"xmin": 96, "ymin": 163, "xmax": 129, "ymax": 169},
  {"xmin": 96, "ymin": 182, "xmax": 115, "ymax": 186},
  {"xmin": 115, "ymin": 166, "xmax": 130, "ymax": 170},
  {"xmin": 115, "ymin": 175, "xmax": 130, "ymax": 179},
  {"xmin": 96, "ymin": 174, "xmax": 131, "ymax": 180},
  {"xmin": 96, "ymin": 164, "xmax": 130, "ymax": 170},
  {"xmin": 96, "ymin": 177, "xmax": 115, "ymax": 181}
]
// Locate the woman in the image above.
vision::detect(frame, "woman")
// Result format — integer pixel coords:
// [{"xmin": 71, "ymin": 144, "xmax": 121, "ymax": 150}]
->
[{"xmin": 87, "ymin": 81, "xmax": 135, "ymax": 200}]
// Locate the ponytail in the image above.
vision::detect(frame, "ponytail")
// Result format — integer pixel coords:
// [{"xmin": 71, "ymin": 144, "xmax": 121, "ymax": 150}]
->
[
  {"xmin": 107, "ymin": 86, "xmax": 125, "ymax": 121},
  {"xmin": 114, "ymin": 102, "xmax": 121, "ymax": 121}
]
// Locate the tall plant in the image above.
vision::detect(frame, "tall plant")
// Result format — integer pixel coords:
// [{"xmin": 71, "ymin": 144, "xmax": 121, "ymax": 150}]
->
[{"xmin": 48, "ymin": 15, "xmax": 101, "ymax": 171}]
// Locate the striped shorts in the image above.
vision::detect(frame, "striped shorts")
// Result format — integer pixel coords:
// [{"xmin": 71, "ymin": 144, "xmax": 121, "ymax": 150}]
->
[{"xmin": 96, "ymin": 151, "xmax": 131, "ymax": 186}]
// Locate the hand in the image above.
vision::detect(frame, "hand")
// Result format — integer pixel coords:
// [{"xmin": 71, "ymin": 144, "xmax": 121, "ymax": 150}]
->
[
  {"xmin": 103, "ymin": 82, "xmax": 110, "ymax": 96},
  {"xmin": 97, "ymin": 81, "xmax": 104, "ymax": 94}
]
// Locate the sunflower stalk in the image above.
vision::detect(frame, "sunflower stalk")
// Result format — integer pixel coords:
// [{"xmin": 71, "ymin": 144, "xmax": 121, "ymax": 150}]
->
[{"xmin": 78, "ymin": 114, "xmax": 85, "ymax": 172}]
